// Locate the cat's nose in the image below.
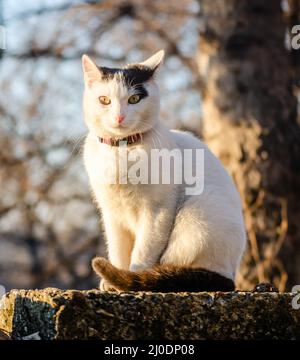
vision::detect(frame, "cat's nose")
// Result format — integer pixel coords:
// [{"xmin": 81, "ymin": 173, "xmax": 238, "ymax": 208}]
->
[{"xmin": 116, "ymin": 114, "xmax": 125, "ymax": 124}]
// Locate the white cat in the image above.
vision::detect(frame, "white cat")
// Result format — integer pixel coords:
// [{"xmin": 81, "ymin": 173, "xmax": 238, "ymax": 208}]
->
[{"xmin": 82, "ymin": 50, "xmax": 246, "ymax": 292}]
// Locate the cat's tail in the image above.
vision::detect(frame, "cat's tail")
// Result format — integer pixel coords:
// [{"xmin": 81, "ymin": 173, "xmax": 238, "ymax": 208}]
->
[{"xmin": 92, "ymin": 257, "xmax": 235, "ymax": 292}]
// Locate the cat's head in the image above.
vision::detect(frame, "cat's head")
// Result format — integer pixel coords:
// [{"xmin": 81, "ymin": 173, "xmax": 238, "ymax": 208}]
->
[{"xmin": 82, "ymin": 50, "xmax": 164, "ymax": 139}]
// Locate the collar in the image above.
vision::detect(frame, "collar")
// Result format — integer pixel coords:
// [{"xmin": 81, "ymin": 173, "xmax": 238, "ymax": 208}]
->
[{"xmin": 98, "ymin": 133, "xmax": 142, "ymax": 147}]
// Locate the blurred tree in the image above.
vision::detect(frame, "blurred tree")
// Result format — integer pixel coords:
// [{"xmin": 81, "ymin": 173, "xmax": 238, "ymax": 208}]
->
[
  {"xmin": 287, "ymin": 0, "xmax": 300, "ymax": 88},
  {"xmin": 0, "ymin": 0, "xmax": 200, "ymax": 291},
  {"xmin": 198, "ymin": 0, "xmax": 300, "ymax": 290}
]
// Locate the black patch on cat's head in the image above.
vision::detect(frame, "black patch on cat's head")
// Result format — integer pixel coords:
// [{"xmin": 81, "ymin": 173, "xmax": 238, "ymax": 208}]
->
[
  {"xmin": 98, "ymin": 65, "xmax": 156, "ymax": 99},
  {"xmin": 98, "ymin": 67, "xmax": 120, "ymax": 81}
]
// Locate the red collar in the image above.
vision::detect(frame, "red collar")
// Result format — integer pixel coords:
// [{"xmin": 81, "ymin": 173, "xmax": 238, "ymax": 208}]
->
[{"xmin": 98, "ymin": 133, "xmax": 142, "ymax": 147}]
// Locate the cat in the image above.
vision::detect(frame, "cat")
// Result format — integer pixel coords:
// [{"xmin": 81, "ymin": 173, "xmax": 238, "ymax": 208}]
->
[{"xmin": 82, "ymin": 50, "xmax": 246, "ymax": 292}]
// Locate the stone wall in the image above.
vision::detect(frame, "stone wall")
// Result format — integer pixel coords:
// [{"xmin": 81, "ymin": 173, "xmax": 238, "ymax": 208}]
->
[{"xmin": 0, "ymin": 289, "xmax": 299, "ymax": 340}]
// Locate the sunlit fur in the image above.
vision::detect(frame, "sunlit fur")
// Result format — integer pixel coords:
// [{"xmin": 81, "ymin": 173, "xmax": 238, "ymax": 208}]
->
[
  {"xmin": 82, "ymin": 53, "xmax": 161, "ymax": 140},
  {"xmin": 82, "ymin": 51, "xmax": 246, "ymax": 291}
]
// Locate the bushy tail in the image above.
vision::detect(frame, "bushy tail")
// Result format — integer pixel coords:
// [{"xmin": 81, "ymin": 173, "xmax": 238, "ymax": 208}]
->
[{"xmin": 92, "ymin": 257, "xmax": 235, "ymax": 292}]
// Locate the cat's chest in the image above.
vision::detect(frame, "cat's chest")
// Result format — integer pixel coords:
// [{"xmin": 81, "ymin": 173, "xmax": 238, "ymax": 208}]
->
[
  {"xmin": 85, "ymin": 140, "xmax": 149, "ymax": 184},
  {"xmin": 84, "ymin": 135, "xmax": 175, "ymax": 211},
  {"xmin": 84, "ymin": 144, "xmax": 153, "ymax": 200},
  {"xmin": 96, "ymin": 184, "xmax": 146, "ymax": 231},
  {"xmin": 97, "ymin": 183, "xmax": 159, "ymax": 215}
]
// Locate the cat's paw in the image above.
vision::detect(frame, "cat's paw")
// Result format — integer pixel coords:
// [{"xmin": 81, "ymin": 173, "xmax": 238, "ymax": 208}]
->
[
  {"xmin": 252, "ymin": 283, "xmax": 279, "ymax": 293},
  {"xmin": 99, "ymin": 278, "xmax": 118, "ymax": 292}
]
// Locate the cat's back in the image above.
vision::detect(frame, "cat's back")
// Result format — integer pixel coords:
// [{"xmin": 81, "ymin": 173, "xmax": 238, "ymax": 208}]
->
[
  {"xmin": 169, "ymin": 129, "xmax": 224, "ymax": 178},
  {"xmin": 170, "ymin": 129, "xmax": 242, "ymax": 207}
]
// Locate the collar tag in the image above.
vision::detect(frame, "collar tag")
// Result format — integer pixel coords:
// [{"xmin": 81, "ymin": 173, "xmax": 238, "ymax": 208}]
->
[{"xmin": 98, "ymin": 133, "xmax": 142, "ymax": 147}]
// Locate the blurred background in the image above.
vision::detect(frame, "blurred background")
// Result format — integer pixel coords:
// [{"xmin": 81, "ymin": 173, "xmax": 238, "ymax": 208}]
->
[{"xmin": 0, "ymin": 0, "xmax": 300, "ymax": 292}]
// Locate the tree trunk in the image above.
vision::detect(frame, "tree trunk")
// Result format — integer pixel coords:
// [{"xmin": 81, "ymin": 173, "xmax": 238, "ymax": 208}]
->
[{"xmin": 198, "ymin": 0, "xmax": 300, "ymax": 290}]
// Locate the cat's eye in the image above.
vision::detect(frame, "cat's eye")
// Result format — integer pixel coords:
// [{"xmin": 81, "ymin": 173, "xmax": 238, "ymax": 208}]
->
[
  {"xmin": 99, "ymin": 96, "xmax": 111, "ymax": 105},
  {"xmin": 128, "ymin": 94, "xmax": 141, "ymax": 104}
]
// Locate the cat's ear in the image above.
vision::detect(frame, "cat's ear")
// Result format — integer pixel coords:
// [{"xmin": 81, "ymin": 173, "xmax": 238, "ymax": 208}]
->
[
  {"xmin": 140, "ymin": 50, "xmax": 165, "ymax": 71},
  {"xmin": 82, "ymin": 54, "xmax": 101, "ymax": 87}
]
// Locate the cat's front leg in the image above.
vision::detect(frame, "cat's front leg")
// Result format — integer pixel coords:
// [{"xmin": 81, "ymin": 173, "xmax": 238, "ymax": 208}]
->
[
  {"xmin": 130, "ymin": 205, "xmax": 175, "ymax": 271},
  {"xmin": 102, "ymin": 211, "xmax": 134, "ymax": 270}
]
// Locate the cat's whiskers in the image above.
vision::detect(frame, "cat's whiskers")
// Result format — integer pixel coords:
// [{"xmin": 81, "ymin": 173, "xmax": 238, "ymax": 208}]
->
[
  {"xmin": 151, "ymin": 127, "xmax": 163, "ymax": 149},
  {"xmin": 140, "ymin": 121, "xmax": 163, "ymax": 149},
  {"xmin": 63, "ymin": 133, "xmax": 87, "ymax": 169},
  {"xmin": 135, "ymin": 119, "xmax": 160, "ymax": 149}
]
